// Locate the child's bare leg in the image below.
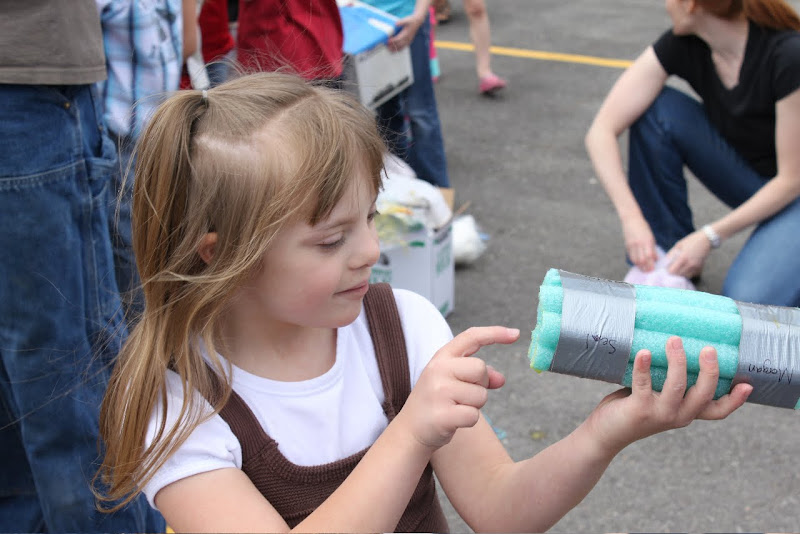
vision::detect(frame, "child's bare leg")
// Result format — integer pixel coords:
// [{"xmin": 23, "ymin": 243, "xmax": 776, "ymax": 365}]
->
[{"xmin": 463, "ymin": 0, "xmax": 493, "ymax": 79}]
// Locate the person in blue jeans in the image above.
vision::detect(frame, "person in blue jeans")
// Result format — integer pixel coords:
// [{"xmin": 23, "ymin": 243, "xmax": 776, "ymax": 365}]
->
[
  {"xmin": 98, "ymin": 0, "xmax": 186, "ymax": 325},
  {"xmin": 363, "ymin": 0, "xmax": 450, "ymax": 188},
  {"xmin": 0, "ymin": 2, "xmax": 165, "ymax": 532},
  {"xmin": 585, "ymin": 0, "xmax": 800, "ymax": 307}
]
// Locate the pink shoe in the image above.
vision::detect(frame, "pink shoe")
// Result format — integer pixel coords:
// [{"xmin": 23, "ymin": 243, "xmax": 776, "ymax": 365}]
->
[{"xmin": 479, "ymin": 74, "xmax": 507, "ymax": 95}]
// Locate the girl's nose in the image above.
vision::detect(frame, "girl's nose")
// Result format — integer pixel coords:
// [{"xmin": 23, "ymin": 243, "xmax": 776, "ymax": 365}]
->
[{"xmin": 354, "ymin": 223, "xmax": 381, "ymax": 269}]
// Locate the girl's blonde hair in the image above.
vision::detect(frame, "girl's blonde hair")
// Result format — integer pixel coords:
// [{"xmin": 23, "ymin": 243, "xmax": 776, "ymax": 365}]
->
[
  {"xmin": 95, "ymin": 72, "xmax": 386, "ymax": 510},
  {"xmin": 699, "ymin": 0, "xmax": 800, "ymax": 30}
]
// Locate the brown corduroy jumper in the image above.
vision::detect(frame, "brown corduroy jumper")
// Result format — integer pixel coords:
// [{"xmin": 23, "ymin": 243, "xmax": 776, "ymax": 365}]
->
[{"xmin": 215, "ymin": 283, "xmax": 450, "ymax": 532}]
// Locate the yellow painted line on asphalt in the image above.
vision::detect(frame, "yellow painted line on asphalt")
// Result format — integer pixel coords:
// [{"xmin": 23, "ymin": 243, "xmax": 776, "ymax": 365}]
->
[{"xmin": 434, "ymin": 40, "xmax": 634, "ymax": 69}]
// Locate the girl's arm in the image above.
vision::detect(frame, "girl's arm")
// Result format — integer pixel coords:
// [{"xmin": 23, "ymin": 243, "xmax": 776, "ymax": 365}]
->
[
  {"xmin": 432, "ymin": 338, "xmax": 751, "ymax": 533},
  {"xmin": 667, "ymin": 87, "xmax": 800, "ymax": 277},
  {"xmin": 154, "ymin": 326, "xmax": 519, "ymax": 533},
  {"xmin": 585, "ymin": 47, "xmax": 669, "ymax": 272}
]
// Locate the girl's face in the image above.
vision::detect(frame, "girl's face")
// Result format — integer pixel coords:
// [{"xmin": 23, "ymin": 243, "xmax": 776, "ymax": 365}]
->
[{"xmin": 240, "ymin": 169, "xmax": 380, "ymax": 331}]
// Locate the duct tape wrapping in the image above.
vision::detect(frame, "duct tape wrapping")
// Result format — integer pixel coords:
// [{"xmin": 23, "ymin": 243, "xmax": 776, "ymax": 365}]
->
[
  {"xmin": 551, "ymin": 271, "xmax": 636, "ymax": 383},
  {"xmin": 732, "ymin": 301, "xmax": 800, "ymax": 408}
]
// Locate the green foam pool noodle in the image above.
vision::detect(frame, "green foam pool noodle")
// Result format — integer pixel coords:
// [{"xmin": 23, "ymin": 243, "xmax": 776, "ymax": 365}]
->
[{"xmin": 528, "ymin": 269, "xmax": 799, "ymax": 409}]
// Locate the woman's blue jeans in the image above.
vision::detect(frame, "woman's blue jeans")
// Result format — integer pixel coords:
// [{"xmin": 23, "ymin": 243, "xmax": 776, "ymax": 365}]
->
[
  {"xmin": 0, "ymin": 84, "xmax": 164, "ymax": 532},
  {"xmin": 629, "ymin": 86, "xmax": 800, "ymax": 307},
  {"xmin": 109, "ymin": 132, "xmax": 144, "ymax": 326},
  {"xmin": 376, "ymin": 17, "xmax": 450, "ymax": 187}
]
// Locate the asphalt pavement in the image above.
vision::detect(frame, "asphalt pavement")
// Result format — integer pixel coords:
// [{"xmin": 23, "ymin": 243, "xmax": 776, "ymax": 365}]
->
[{"xmin": 429, "ymin": 1, "xmax": 799, "ymax": 532}]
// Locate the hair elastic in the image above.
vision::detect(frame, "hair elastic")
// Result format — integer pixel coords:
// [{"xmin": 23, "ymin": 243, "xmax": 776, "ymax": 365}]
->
[{"xmin": 201, "ymin": 89, "xmax": 208, "ymax": 105}]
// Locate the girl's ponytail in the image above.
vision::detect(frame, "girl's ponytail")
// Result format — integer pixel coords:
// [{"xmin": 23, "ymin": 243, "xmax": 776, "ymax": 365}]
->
[
  {"xmin": 95, "ymin": 91, "xmax": 214, "ymax": 511},
  {"xmin": 133, "ymin": 92, "xmax": 207, "ymax": 292}
]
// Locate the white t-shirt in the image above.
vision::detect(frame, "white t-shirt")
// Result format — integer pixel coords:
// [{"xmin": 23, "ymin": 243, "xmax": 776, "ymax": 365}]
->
[{"xmin": 142, "ymin": 289, "xmax": 453, "ymax": 507}]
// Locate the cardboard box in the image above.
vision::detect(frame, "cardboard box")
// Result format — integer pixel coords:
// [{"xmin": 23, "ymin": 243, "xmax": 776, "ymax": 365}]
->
[
  {"xmin": 370, "ymin": 223, "xmax": 455, "ymax": 317},
  {"xmin": 339, "ymin": 1, "xmax": 414, "ymax": 109},
  {"xmin": 370, "ymin": 188, "xmax": 456, "ymax": 317}
]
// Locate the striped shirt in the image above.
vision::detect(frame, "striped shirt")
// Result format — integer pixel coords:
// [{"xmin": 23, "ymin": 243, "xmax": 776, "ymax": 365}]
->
[{"xmin": 96, "ymin": 0, "xmax": 183, "ymax": 139}]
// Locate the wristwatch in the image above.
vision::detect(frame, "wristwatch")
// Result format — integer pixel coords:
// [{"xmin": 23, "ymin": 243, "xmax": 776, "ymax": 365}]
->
[{"xmin": 701, "ymin": 224, "xmax": 721, "ymax": 249}]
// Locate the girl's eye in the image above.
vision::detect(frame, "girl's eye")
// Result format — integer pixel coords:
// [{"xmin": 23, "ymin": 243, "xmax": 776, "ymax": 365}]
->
[
  {"xmin": 319, "ymin": 236, "xmax": 345, "ymax": 250},
  {"xmin": 368, "ymin": 209, "xmax": 380, "ymax": 221}
]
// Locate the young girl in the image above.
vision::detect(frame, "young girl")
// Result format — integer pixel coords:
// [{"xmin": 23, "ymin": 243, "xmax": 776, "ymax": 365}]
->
[{"xmin": 97, "ymin": 72, "xmax": 751, "ymax": 533}]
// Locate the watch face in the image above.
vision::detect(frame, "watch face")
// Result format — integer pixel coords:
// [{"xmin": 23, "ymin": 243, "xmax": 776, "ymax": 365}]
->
[{"xmin": 702, "ymin": 225, "xmax": 720, "ymax": 248}]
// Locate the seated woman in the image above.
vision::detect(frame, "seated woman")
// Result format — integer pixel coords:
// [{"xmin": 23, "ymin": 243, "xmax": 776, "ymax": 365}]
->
[{"xmin": 585, "ymin": 0, "xmax": 800, "ymax": 307}]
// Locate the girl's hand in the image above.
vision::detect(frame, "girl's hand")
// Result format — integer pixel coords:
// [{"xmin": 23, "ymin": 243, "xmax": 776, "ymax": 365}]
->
[
  {"xmin": 387, "ymin": 12, "xmax": 425, "ymax": 52},
  {"xmin": 666, "ymin": 230, "xmax": 710, "ymax": 278},
  {"xmin": 585, "ymin": 337, "xmax": 752, "ymax": 456},
  {"xmin": 622, "ymin": 216, "xmax": 658, "ymax": 272},
  {"xmin": 395, "ymin": 326, "xmax": 520, "ymax": 452}
]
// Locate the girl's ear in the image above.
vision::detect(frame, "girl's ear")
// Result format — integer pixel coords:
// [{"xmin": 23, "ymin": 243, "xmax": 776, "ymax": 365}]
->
[{"xmin": 197, "ymin": 232, "xmax": 218, "ymax": 264}]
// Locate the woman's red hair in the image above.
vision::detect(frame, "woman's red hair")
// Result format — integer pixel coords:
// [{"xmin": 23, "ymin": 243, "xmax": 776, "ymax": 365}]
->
[{"xmin": 699, "ymin": 0, "xmax": 800, "ymax": 30}]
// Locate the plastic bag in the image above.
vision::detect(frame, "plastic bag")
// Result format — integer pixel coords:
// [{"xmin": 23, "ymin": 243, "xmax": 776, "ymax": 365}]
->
[{"xmin": 623, "ymin": 247, "xmax": 696, "ymax": 290}]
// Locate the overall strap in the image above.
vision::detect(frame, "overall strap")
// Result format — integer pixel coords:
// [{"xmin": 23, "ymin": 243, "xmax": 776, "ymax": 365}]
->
[
  {"xmin": 363, "ymin": 283, "xmax": 450, "ymax": 534},
  {"xmin": 204, "ymin": 363, "xmax": 273, "ymax": 461},
  {"xmin": 363, "ymin": 283, "xmax": 411, "ymax": 419}
]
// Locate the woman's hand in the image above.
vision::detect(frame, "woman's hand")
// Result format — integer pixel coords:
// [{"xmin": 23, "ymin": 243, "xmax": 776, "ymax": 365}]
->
[
  {"xmin": 395, "ymin": 326, "xmax": 519, "ymax": 452},
  {"xmin": 666, "ymin": 230, "xmax": 711, "ymax": 278},
  {"xmin": 622, "ymin": 216, "xmax": 658, "ymax": 272},
  {"xmin": 387, "ymin": 12, "xmax": 425, "ymax": 52},
  {"xmin": 584, "ymin": 337, "xmax": 752, "ymax": 456}
]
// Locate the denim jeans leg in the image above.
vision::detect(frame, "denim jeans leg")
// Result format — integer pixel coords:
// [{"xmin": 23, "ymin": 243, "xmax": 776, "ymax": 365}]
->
[
  {"xmin": 628, "ymin": 87, "xmax": 767, "ymax": 250},
  {"xmin": 723, "ymin": 196, "xmax": 800, "ymax": 306},
  {"xmin": 404, "ymin": 17, "xmax": 450, "ymax": 188},
  {"xmin": 628, "ymin": 88, "xmax": 698, "ymax": 250},
  {"xmin": 0, "ymin": 84, "xmax": 164, "ymax": 533},
  {"xmin": 0, "ymin": 392, "xmax": 44, "ymax": 532},
  {"xmin": 206, "ymin": 57, "xmax": 232, "ymax": 88},
  {"xmin": 376, "ymin": 92, "xmax": 410, "ymax": 161},
  {"xmin": 109, "ymin": 132, "xmax": 144, "ymax": 325}
]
